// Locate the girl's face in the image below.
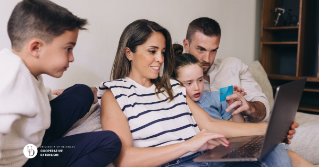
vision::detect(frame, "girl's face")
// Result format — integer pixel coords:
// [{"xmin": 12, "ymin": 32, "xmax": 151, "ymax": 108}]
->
[
  {"xmin": 127, "ymin": 32, "xmax": 165, "ymax": 81},
  {"xmin": 176, "ymin": 64, "xmax": 204, "ymax": 102}
]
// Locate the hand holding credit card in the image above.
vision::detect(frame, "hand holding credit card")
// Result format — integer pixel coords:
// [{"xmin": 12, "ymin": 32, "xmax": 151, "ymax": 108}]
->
[{"xmin": 219, "ymin": 85, "xmax": 233, "ymax": 102}]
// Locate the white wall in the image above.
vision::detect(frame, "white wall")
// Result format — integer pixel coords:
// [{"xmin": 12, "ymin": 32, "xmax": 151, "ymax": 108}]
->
[{"xmin": 0, "ymin": 0, "xmax": 262, "ymax": 90}]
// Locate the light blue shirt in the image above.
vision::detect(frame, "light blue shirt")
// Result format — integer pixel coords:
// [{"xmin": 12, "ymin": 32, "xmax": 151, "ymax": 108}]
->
[{"xmin": 195, "ymin": 91, "xmax": 232, "ymax": 120}]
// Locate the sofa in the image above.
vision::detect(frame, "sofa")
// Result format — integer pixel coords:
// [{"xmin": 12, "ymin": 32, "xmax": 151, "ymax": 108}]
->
[{"xmin": 64, "ymin": 60, "xmax": 319, "ymax": 166}]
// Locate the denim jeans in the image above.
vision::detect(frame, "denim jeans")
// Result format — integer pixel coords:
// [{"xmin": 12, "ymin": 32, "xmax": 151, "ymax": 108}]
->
[{"xmin": 159, "ymin": 143, "xmax": 292, "ymax": 167}]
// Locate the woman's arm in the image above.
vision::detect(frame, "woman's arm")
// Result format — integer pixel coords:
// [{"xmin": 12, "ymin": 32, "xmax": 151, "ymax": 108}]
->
[
  {"xmin": 187, "ymin": 95, "xmax": 267, "ymax": 138},
  {"xmin": 100, "ymin": 90, "xmax": 227, "ymax": 167}
]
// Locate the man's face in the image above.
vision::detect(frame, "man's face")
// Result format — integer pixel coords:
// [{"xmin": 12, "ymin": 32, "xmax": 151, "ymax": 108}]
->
[{"xmin": 183, "ymin": 31, "xmax": 220, "ymax": 74}]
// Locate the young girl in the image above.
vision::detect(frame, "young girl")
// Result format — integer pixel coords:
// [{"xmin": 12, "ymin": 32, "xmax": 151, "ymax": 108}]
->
[{"xmin": 171, "ymin": 44, "xmax": 245, "ymax": 123}]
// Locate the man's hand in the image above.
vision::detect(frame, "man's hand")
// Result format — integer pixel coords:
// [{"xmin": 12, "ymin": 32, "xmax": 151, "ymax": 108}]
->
[
  {"xmin": 283, "ymin": 119, "xmax": 299, "ymax": 144},
  {"xmin": 225, "ymin": 85, "xmax": 266, "ymax": 122},
  {"xmin": 225, "ymin": 85, "xmax": 250, "ymax": 115}
]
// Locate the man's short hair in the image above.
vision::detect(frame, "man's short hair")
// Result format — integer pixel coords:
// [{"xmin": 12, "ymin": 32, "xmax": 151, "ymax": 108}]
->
[
  {"xmin": 186, "ymin": 17, "xmax": 221, "ymax": 44},
  {"xmin": 8, "ymin": 0, "xmax": 88, "ymax": 51}
]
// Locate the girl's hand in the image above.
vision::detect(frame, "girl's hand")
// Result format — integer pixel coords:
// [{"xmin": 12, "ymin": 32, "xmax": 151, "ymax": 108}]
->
[
  {"xmin": 233, "ymin": 85, "xmax": 247, "ymax": 96},
  {"xmin": 184, "ymin": 129, "xmax": 229, "ymax": 152}
]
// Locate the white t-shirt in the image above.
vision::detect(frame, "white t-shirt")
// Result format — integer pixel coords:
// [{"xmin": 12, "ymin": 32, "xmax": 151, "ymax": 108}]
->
[
  {"xmin": 98, "ymin": 77, "xmax": 200, "ymax": 157},
  {"xmin": 0, "ymin": 48, "xmax": 52, "ymax": 167}
]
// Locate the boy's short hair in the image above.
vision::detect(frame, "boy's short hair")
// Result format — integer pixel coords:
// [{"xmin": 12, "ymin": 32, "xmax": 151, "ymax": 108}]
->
[
  {"xmin": 8, "ymin": 0, "xmax": 88, "ymax": 51},
  {"xmin": 186, "ymin": 17, "xmax": 221, "ymax": 44}
]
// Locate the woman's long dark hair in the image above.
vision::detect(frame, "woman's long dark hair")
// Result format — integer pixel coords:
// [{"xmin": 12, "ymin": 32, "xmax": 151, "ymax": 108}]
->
[{"xmin": 111, "ymin": 19, "xmax": 175, "ymax": 101}]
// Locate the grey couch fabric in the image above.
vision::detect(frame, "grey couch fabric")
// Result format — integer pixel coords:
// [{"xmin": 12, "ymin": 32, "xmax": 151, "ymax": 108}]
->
[{"xmin": 290, "ymin": 112, "xmax": 319, "ymax": 165}]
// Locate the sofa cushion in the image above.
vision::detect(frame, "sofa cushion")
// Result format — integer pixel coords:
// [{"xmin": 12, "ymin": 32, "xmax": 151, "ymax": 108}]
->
[{"xmin": 248, "ymin": 61, "xmax": 274, "ymax": 109}]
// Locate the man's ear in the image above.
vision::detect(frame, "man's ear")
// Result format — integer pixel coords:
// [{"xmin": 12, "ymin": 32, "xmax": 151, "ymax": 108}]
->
[
  {"xmin": 124, "ymin": 47, "xmax": 133, "ymax": 61},
  {"xmin": 183, "ymin": 39, "xmax": 190, "ymax": 53},
  {"xmin": 27, "ymin": 39, "xmax": 43, "ymax": 58}
]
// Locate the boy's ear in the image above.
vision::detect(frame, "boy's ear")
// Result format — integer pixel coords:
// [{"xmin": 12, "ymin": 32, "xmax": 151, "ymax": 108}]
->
[
  {"xmin": 124, "ymin": 47, "xmax": 133, "ymax": 61},
  {"xmin": 27, "ymin": 39, "xmax": 43, "ymax": 58},
  {"xmin": 183, "ymin": 39, "xmax": 190, "ymax": 53}
]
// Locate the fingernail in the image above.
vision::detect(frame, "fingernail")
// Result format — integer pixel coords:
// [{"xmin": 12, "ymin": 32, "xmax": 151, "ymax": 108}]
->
[
  {"xmin": 222, "ymin": 134, "xmax": 225, "ymax": 137},
  {"xmin": 227, "ymin": 141, "xmax": 230, "ymax": 144},
  {"xmin": 292, "ymin": 126, "xmax": 295, "ymax": 130}
]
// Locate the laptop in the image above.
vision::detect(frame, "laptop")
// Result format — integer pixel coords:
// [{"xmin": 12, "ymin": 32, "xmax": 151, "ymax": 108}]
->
[{"xmin": 193, "ymin": 78, "xmax": 306, "ymax": 162}]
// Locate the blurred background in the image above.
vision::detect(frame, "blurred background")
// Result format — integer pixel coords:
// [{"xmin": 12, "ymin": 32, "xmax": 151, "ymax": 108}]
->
[{"xmin": 0, "ymin": 0, "xmax": 262, "ymax": 90}]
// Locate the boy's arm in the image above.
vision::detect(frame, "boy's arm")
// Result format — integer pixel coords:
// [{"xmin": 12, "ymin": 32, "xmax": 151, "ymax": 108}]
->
[{"xmin": 0, "ymin": 115, "xmax": 22, "ymax": 160}]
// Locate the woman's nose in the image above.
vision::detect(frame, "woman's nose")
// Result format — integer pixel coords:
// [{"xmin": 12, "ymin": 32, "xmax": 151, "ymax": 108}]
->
[{"xmin": 156, "ymin": 52, "xmax": 164, "ymax": 64}]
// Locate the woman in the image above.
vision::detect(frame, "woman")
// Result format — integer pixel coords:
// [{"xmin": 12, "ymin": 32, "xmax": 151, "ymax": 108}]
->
[{"xmin": 98, "ymin": 19, "xmax": 294, "ymax": 167}]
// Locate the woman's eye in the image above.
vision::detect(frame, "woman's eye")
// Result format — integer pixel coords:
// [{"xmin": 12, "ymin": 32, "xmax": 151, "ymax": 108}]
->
[
  {"xmin": 186, "ymin": 82, "xmax": 191, "ymax": 85},
  {"xmin": 149, "ymin": 50, "xmax": 156, "ymax": 54},
  {"xmin": 66, "ymin": 48, "xmax": 72, "ymax": 52},
  {"xmin": 199, "ymin": 79, "xmax": 203, "ymax": 82}
]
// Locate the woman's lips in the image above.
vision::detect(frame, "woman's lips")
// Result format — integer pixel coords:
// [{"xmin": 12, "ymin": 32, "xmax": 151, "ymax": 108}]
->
[{"xmin": 193, "ymin": 93, "xmax": 200, "ymax": 98}]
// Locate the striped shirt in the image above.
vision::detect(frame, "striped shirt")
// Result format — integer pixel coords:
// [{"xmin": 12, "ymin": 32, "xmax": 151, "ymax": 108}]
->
[{"xmin": 98, "ymin": 77, "xmax": 200, "ymax": 155}]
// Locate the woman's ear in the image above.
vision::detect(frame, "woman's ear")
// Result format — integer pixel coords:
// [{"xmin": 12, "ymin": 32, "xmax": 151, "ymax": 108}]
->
[
  {"xmin": 27, "ymin": 39, "xmax": 43, "ymax": 58},
  {"xmin": 125, "ymin": 47, "xmax": 133, "ymax": 61}
]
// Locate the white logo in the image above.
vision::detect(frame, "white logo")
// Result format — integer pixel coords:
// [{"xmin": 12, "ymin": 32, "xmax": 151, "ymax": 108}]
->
[{"xmin": 23, "ymin": 144, "xmax": 38, "ymax": 158}]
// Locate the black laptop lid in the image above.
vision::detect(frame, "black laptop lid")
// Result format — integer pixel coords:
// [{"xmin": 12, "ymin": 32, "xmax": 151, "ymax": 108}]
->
[{"xmin": 260, "ymin": 78, "xmax": 306, "ymax": 159}]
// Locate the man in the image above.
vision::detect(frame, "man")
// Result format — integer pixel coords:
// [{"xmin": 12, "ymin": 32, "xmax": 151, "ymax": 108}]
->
[{"xmin": 183, "ymin": 17, "xmax": 269, "ymax": 123}]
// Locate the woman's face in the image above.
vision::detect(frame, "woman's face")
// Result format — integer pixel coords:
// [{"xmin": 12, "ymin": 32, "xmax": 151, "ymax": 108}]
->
[{"xmin": 128, "ymin": 32, "xmax": 166, "ymax": 80}]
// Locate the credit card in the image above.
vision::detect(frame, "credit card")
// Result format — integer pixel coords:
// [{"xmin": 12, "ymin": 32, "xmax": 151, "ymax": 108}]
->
[{"xmin": 219, "ymin": 85, "xmax": 233, "ymax": 102}]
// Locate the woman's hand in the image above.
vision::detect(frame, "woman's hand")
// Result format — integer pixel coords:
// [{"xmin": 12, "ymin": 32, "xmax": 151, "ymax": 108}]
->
[
  {"xmin": 184, "ymin": 129, "xmax": 229, "ymax": 152},
  {"xmin": 284, "ymin": 119, "xmax": 299, "ymax": 144}
]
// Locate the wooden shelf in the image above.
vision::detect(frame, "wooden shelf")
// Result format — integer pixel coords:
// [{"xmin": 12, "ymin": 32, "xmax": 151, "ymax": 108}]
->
[
  {"xmin": 268, "ymin": 74, "xmax": 319, "ymax": 82},
  {"xmin": 298, "ymin": 104, "xmax": 319, "ymax": 113},
  {"xmin": 260, "ymin": 0, "xmax": 319, "ymax": 115},
  {"xmin": 264, "ymin": 26, "xmax": 299, "ymax": 30},
  {"xmin": 272, "ymin": 86, "xmax": 319, "ymax": 93},
  {"xmin": 262, "ymin": 42, "xmax": 298, "ymax": 45},
  {"xmin": 304, "ymin": 88, "xmax": 319, "ymax": 93}
]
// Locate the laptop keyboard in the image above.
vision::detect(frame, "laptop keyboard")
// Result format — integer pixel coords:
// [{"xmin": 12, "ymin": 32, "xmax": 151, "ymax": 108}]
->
[{"xmin": 221, "ymin": 136, "xmax": 264, "ymax": 158}]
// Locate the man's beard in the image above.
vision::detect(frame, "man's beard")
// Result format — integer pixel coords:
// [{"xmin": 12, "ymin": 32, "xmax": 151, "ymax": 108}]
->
[{"xmin": 201, "ymin": 61, "xmax": 212, "ymax": 73}]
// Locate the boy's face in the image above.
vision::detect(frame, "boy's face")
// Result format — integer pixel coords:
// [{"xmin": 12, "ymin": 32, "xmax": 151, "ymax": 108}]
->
[
  {"xmin": 39, "ymin": 28, "xmax": 79, "ymax": 78},
  {"xmin": 176, "ymin": 64, "xmax": 204, "ymax": 102}
]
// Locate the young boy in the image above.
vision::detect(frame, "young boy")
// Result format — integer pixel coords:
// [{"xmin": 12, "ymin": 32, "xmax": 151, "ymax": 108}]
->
[{"xmin": 0, "ymin": 0, "xmax": 121, "ymax": 166}]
